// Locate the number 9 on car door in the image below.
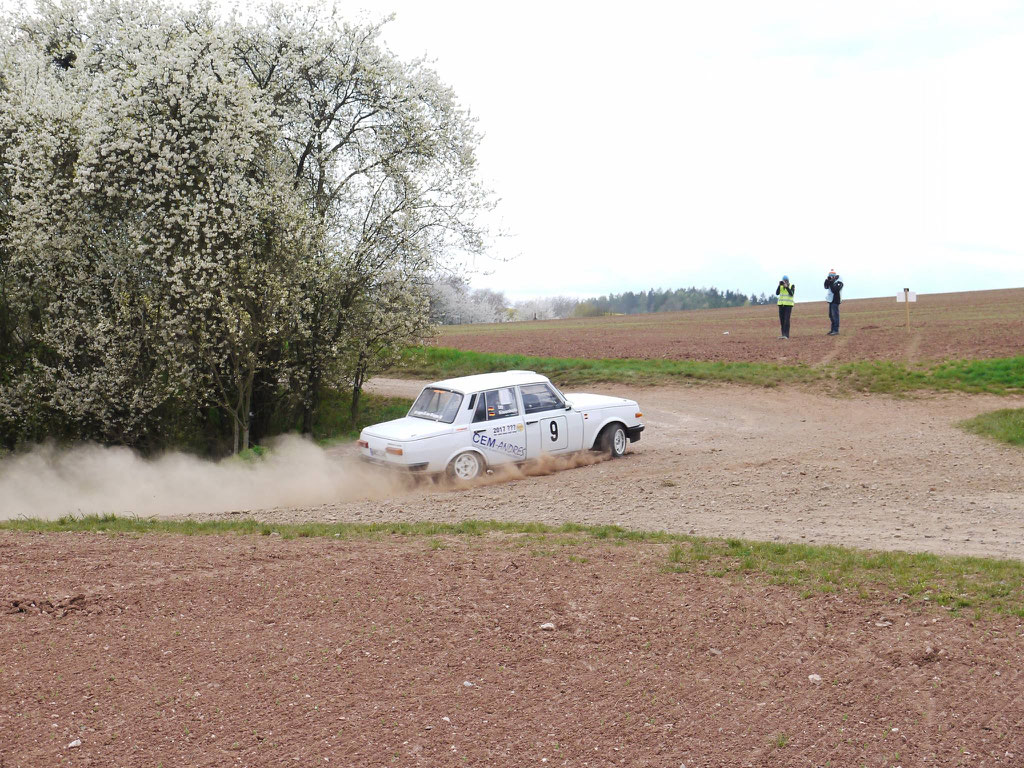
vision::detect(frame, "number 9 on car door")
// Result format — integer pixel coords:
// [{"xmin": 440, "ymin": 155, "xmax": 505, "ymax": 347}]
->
[
  {"xmin": 540, "ymin": 416, "xmax": 568, "ymax": 451},
  {"xmin": 520, "ymin": 381, "xmax": 581, "ymax": 456}
]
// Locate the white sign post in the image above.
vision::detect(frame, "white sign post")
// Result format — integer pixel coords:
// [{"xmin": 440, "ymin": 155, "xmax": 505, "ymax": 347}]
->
[{"xmin": 896, "ymin": 288, "xmax": 917, "ymax": 329}]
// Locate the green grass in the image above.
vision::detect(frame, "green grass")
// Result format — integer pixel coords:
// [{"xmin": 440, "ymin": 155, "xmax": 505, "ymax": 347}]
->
[
  {"xmin": 234, "ymin": 445, "xmax": 269, "ymax": 462},
  {"xmin": 268, "ymin": 390, "xmax": 410, "ymax": 446},
  {"xmin": 959, "ymin": 408, "xmax": 1024, "ymax": 446},
  {"xmin": 665, "ymin": 537, "xmax": 1024, "ymax": 616},
  {"xmin": 4, "ymin": 515, "xmax": 1023, "ymax": 617},
  {"xmin": 396, "ymin": 347, "xmax": 1024, "ymax": 395},
  {"xmin": 398, "ymin": 347, "xmax": 820, "ymax": 389},
  {"xmin": 771, "ymin": 733, "xmax": 791, "ymax": 749},
  {"xmin": 226, "ymin": 391, "xmax": 410, "ymax": 460},
  {"xmin": 309, "ymin": 390, "xmax": 411, "ymax": 443}
]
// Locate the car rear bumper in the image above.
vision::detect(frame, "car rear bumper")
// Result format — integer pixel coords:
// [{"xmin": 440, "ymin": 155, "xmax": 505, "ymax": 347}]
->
[{"xmin": 359, "ymin": 455, "xmax": 431, "ymax": 472}]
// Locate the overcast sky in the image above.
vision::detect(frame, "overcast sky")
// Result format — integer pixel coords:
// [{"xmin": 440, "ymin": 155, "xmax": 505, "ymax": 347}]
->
[
  {"xmin": 365, "ymin": 0, "xmax": 1024, "ymax": 302},
  {"xmin": 5, "ymin": 0, "xmax": 1024, "ymax": 302}
]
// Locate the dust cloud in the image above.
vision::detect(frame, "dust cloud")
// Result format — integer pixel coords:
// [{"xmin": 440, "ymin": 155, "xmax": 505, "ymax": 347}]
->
[{"xmin": 0, "ymin": 436, "xmax": 413, "ymax": 521}]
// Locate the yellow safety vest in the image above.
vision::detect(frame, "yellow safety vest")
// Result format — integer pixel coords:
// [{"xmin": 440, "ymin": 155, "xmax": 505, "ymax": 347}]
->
[{"xmin": 777, "ymin": 285, "xmax": 794, "ymax": 306}]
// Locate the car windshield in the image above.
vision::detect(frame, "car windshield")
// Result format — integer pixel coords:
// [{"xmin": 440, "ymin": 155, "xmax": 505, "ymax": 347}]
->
[{"xmin": 409, "ymin": 387, "xmax": 463, "ymax": 423}]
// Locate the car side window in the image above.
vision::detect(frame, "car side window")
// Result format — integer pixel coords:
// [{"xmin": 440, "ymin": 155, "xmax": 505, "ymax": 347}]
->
[
  {"xmin": 473, "ymin": 387, "xmax": 519, "ymax": 422},
  {"xmin": 520, "ymin": 383, "xmax": 563, "ymax": 414}
]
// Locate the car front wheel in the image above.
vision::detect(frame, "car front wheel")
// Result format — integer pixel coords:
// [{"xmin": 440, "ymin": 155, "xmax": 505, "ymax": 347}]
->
[
  {"xmin": 599, "ymin": 424, "xmax": 628, "ymax": 458},
  {"xmin": 448, "ymin": 451, "xmax": 485, "ymax": 481}
]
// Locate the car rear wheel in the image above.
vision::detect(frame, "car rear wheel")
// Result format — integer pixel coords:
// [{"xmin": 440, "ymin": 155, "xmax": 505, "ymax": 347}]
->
[
  {"xmin": 448, "ymin": 451, "xmax": 485, "ymax": 481},
  {"xmin": 599, "ymin": 423, "xmax": 628, "ymax": 458}
]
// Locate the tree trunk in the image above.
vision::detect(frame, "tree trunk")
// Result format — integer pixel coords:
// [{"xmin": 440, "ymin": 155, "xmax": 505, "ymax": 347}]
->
[
  {"xmin": 248, "ymin": 371, "xmax": 274, "ymax": 447},
  {"xmin": 241, "ymin": 372, "xmax": 253, "ymax": 451},
  {"xmin": 350, "ymin": 354, "xmax": 367, "ymax": 422},
  {"xmin": 302, "ymin": 394, "xmax": 317, "ymax": 435},
  {"xmin": 302, "ymin": 367, "xmax": 321, "ymax": 435},
  {"xmin": 229, "ymin": 371, "xmax": 254, "ymax": 454},
  {"xmin": 350, "ymin": 375, "xmax": 363, "ymax": 422},
  {"xmin": 241, "ymin": 401, "xmax": 250, "ymax": 452}
]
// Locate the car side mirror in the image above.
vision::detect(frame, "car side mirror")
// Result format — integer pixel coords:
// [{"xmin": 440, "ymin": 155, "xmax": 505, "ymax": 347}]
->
[{"xmin": 564, "ymin": 403, "xmax": 572, "ymax": 411}]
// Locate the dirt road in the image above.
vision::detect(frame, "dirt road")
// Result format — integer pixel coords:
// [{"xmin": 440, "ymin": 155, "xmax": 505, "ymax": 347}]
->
[{"xmin": 249, "ymin": 379, "xmax": 1024, "ymax": 561}]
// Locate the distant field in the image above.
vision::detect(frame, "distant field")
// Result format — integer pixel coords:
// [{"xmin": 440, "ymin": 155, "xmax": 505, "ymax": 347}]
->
[{"xmin": 432, "ymin": 287, "xmax": 1024, "ymax": 364}]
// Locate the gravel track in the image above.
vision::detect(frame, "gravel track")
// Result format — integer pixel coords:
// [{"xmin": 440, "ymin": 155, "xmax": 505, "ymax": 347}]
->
[{"xmin": 241, "ymin": 378, "xmax": 1024, "ymax": 561}]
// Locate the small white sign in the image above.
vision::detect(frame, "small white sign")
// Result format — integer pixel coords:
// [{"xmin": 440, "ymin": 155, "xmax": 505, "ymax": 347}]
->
[{"xmin": 896, "ymin": 291, "xmax": 917, "ymax": 302}]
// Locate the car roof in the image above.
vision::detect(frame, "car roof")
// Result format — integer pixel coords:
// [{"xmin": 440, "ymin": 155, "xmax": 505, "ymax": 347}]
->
[{"xmin": 428, "ymin": 370, "xmax": 550, "ymax": 394}]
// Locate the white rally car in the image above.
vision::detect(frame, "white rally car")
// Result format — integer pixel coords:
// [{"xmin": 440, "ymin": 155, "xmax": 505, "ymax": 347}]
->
[{"xmin": 358, "ymin": 370, "xmax": 644, "ymax": 480}]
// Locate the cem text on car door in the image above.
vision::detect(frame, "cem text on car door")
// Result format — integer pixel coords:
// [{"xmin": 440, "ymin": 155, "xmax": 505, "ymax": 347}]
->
[
  {"xmin": 471, "ymin": 386, "xmax": 526, "ymax": 466},
  {"xmin": 520, "ymin": 382, "xmax": 583, "ymax": 457}
]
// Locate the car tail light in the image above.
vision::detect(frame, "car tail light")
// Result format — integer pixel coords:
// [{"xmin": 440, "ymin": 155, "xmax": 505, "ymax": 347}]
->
[
  {"xmin": 386, "ymin": 446, "xmax": 404, "ymax": 456},
  {"xmin": 357, "ymin": 440, "xmax": 368, "ymax": 449},
  {"xmin": 635, "ymin": 412, "xmax": 643, "ymax": 418}
]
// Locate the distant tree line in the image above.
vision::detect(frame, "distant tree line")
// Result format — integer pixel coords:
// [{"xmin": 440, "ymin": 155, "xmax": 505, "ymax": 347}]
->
[
  {"xmin": 573, "ymin": 287, "xmax": 773, "ymax": 317},
  {"xmin": 428, "ymin": 281, "xmax": 775, "ymax": 324},
  {"xmin": 0, "ymin": 1, "xmax": 489, "ymax": 455}
]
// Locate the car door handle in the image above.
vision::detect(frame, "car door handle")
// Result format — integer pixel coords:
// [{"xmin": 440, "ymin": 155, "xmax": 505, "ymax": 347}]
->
[
  {"xmin": 474, "ymin": 428, "xmax": 486, "ymax": 434},
  {"xmin": 526, "ymin": 420, "xmax": 538, "ymax": 425}
]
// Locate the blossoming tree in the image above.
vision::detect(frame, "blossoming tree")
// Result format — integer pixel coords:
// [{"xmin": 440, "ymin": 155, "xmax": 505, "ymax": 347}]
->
[{"xmin": 0, "ymin": 1, "xmax": 489, "ymax": 453}]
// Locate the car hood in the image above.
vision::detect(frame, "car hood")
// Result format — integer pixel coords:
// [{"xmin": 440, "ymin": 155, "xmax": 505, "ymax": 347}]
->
[
  {"xmin": 361, "ymin": 416, "xmax": 454, "ymax": 442},
  {"xmin": 564, "ymin": 393, "xmax": 638, "ymax": 410}
]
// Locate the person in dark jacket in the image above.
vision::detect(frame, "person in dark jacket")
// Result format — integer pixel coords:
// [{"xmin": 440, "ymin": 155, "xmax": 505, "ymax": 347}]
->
[
  {"xmin": 776, "ymin": 275, "xmax": 794, "ymax": 339},
  {"xmin": 824, "ymin": 269, "xmax": 843, "ymax": 335}
]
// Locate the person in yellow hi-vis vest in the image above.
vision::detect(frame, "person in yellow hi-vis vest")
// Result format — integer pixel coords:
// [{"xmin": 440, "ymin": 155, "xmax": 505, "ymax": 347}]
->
[{"xmin": 776, "ymin": 275, "xmax": 795, "ymax": 339}]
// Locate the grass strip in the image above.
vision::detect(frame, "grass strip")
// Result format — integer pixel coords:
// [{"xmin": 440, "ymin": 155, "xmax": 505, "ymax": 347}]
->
[
  {"xmin": 398, "ymin": 347, "xmax": 821, "ymax": 388},
  {"xmin": 959, "ymin": 408, "xmax": 1024, "ymax": 446},
  {"xmin": 396, "ymin": 347, "xmax": 1024, "ymax": 395},
  {"xmin": 665, "ymin": 537, "xmax": 1024, "ymax": 617},
  {"xmin": 3, "ymin": 515, "xmax": 1022, "ymax": 617}
]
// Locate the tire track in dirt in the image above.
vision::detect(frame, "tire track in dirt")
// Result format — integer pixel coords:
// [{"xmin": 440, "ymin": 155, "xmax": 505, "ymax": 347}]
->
[
  {"xmin": 816, "ymin": 331, "xmax": 850, "ymax": 365},
  {"xmin": 905, "ymin": 328, "xmax": 923, "ymax": 363}
]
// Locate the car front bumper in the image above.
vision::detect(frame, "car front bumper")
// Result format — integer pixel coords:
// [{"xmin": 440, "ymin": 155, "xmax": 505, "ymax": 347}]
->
[{"xmin": 626, "ymin": 424, "xmax": 644, "ymax": 443}]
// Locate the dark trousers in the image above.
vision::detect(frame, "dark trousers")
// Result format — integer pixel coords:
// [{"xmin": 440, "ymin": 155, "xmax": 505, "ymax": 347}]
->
[
  {"xmin": 778, "ymin": 304, "xmax": 792, "ymax": 338},
  {"xmin": 828, "ymin": 302, "xmax": 840, "ymax": 333}
]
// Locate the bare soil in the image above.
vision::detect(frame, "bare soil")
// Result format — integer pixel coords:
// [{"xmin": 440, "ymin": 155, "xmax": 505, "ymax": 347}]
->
[
  {"xmin": 5, "ymin": 372, "xmax": 1024, "ymax": 765},
  {"xmin": 3, "ymin": 532, "xmax": 1023, "ymax": 767},
  {"xmin": 434, "ymin": 287, "xmax": 1024, "ymax": 364}
]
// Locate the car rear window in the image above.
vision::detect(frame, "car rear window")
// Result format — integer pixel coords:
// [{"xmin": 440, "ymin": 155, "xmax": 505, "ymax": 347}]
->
[{"xmin": 409, "ymin": 388, "xmax": 463, "ymax": 423}]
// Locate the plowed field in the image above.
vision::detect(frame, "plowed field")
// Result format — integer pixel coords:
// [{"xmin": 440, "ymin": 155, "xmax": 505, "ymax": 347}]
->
[
  {"xmin": 433, "ymin": 287, "xmax": 1024, "ymax": 364},
  {"xmin": 3, "ymin": 533, "xmax": 1023, "ymax": 767}
]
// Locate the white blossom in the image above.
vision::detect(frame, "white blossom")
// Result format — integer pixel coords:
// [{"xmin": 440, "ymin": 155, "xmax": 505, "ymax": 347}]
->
[{"xmin": 0, "ymin": 1, "xmax": 490, "ymax": 453}]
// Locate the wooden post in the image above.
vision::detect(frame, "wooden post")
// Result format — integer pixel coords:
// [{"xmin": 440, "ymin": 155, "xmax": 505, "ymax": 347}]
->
[{"xmin": 904, "ymin": 288, "xmax": 910, "ymax": 330}]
